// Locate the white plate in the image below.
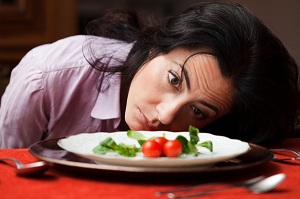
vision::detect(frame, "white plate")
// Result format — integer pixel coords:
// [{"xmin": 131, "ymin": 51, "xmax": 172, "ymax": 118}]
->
[{"xmin": 58, "ymin": 131, "xmax": 250, "ymax": 167}]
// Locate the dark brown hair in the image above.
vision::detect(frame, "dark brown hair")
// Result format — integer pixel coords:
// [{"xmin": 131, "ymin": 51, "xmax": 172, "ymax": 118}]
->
[{"xmin": 85, "ymin": 2, "xmax": 300, "ymax": 144}]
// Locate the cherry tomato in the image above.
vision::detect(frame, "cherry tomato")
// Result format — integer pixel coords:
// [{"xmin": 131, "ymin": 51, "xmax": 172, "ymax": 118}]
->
[
  {"xmin": 153, "ymin": 137, "xmax": 168, "ymax": 148},
  {"xmin": 142, "ymin": 140, "xmax": 163, "ymax": 158},
  {"xmin": 163, "ymin": 140, "xmax": 182, "ymax": 157}
]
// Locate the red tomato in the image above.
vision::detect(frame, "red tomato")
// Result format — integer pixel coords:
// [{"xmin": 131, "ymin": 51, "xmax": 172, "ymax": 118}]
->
[
  {"xmin": 142, "ymin": 140, "xmax": 163, "ymax": 158},
  {"xmin": 163, "ymin": 140, "xmax": 182, "ymax": 157},
  {"xmin": 153, "ymin": 137, "xmax": 168, "ymax": 148}
]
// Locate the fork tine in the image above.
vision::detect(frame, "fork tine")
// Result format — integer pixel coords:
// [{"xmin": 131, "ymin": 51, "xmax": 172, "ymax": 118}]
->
[
  {"xmin": 271, "ymin": 148, "xmax": 300, "ymax": 162},
  {"xmin": 271, "ymin": 148, "xmax": 300, "ymax": 156},
  {"xmin": 272, "ymin": 157, "xmax": 300, "ymax": 162}
]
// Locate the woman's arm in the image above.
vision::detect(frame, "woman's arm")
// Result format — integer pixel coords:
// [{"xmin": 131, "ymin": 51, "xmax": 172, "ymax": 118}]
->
[{"xmin": 0, "ymin": 54, "xmax": 48, "ymax": 148}]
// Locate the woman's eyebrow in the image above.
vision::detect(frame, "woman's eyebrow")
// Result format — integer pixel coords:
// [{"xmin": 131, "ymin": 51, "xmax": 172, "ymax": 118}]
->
[
  {"xmin": 199, "ymin": 100, "xmax": 219, "ymax": 114},
  {"xmin": 171, "ymin": 60, "xmax": 191, "ymax": 89},
  {"xmin": 182, "ymin": 68, "xmax": 191, "ymax": 90}
]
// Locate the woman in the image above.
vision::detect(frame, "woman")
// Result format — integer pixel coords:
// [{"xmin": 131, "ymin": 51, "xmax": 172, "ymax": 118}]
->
[{"xmin": 0, "ymin": 2, "xmax": 299, "ymax": 148}]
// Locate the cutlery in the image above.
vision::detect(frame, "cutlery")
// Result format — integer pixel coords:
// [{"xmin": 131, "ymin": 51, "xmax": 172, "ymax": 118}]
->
[
  {"xmin": 156, "ymin": 173, "xmax": 286, "ymax": 198},
  {"xmin": 271, "ymin": 148, "xmax": 300, "ymax": 161},
  {"xmin": 0, "ymin": 157, "xmax": 49, "ymax": 176}
]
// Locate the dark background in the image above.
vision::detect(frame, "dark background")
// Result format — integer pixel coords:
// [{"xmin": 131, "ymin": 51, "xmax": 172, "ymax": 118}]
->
[
  {"xmin": 78, "ymin": 0, "xmax": 300, "ymax": 65},
  {"xmin": 0, "ymin": 0, "xmax": 299, "ymax": 97}
]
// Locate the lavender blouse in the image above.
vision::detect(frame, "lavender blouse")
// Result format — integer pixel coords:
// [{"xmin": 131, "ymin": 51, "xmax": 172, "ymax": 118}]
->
[{"xmin": 0, "ymin": 35, "xmax": 134, "ymax": 148}]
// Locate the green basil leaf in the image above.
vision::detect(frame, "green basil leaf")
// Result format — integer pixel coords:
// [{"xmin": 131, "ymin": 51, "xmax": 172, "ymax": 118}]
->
[
  {"xmin": 198, "ymin": 141, "xmax": 213, "ymax": 152},
  {"xmin": 93, "ymin": 137, "xmax": 117, "ymax": 154},
  {"xmin": 116, "ymin": 143, "xmax": 139, "ymax": 157},
  {"xmin": 92, "ymin": 145, "xmax": 111, "ymax": 154},
  {"xmin": 176, "ymin": 135, "xmax": 189, "ymax": 154},
  {"xmin": 189, "ymin": 125, "xmax": 200, "ymax": 145},
  {"xmin": 138, "ymin": 139, "xmax": 147, "ymax": 146},
  {"xmin": 127, "ymin": 130, "xmax": 149, "ymax": 146},
  {"xmin": 102, "ymin": 137, "xmax": 117, "ymax": 147},
  {"xmin": 127, "ymin": 130, "xmax": 147, "ymax": 140},
  {"xmin": 187, "ymin": 142, "xmax": 199, "ymax": 156}
]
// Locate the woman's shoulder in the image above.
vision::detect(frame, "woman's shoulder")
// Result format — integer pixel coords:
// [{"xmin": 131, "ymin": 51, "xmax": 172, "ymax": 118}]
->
[
  {"xmin": 25, "ymin": 35, "xmax": 134, "ymax": 72},
  {"xmin": 82, "ymin": 35, "xmax": 134, "ymax": 64}
]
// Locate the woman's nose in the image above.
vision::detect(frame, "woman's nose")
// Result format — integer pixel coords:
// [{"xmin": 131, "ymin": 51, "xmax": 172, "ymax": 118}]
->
[{"xmin": 156, "ymin": 100, "xmax": 182, "ymax": 125}]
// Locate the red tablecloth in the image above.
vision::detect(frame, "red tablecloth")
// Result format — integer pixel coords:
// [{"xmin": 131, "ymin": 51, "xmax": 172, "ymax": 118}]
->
[{"xmin": 1, "ymin": 138, "xmax": 299, "ymax": 199}]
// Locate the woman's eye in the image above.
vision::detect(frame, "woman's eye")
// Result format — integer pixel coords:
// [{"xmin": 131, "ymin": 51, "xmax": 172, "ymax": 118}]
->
[
  {"xmin": 168, "ymin": 71, "xmax": 181, "ymax": 87},
  {"xmin": 192, "ymin": 106, "xmax": 207, "ymax": 120}
]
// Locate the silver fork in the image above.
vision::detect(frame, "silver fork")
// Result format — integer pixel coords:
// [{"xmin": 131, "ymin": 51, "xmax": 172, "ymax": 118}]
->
[{"xmin": 270, "ymin": 148, "xmax": 300, "ymax": 162}]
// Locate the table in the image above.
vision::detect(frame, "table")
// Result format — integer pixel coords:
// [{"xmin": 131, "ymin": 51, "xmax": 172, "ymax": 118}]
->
[{"xmin": 1, "ymin": 138, "xmax": 299, "ymax": 199}]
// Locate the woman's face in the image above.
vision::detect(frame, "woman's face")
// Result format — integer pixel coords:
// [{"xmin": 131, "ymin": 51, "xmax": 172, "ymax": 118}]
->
[{"xmin": 125, "ymin": 48, "xmax": 233, "ymax": 132}]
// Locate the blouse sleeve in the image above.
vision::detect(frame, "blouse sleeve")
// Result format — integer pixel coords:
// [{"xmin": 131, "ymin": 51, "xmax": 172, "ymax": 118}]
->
[{"xmin": 0, "ymin": 53, "xmax": 48, "ymax": 148}]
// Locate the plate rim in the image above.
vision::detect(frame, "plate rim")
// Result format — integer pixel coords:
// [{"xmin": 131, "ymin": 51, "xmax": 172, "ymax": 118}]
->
[{"xmin": 29, "ymin": 137, "xmax": 273, "ymax": 174}]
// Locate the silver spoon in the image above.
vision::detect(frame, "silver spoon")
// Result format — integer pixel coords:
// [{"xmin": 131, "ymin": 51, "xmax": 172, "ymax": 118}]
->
[
  {"xmin": 248, "ymin": 173, "xmax": 286, "ymax": 193},
  {"xmin": 164, "ymin": 173, "xmax": 286, "ymax": 198},
  {"xmin": 0, "ymin": 158, "xmax": 49, "ymax": 176}
]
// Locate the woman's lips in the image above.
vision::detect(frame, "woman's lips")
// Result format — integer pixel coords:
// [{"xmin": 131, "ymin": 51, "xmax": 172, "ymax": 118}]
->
[{"xmin": 138, "ymin": 109, "xmax": 157, "ymax": 131}]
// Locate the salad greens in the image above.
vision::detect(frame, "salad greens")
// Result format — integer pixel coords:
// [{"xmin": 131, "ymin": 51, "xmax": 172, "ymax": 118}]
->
[
  {"xmin": 92, "ymin": 137, "xmax": 140, "ymax": 157},
  {"xmin": 176, "ymin": 126, "xmax": 213, "ymax": 156},
  {"xmin": 92, "ymin": 125, "xmax": 213, "ymax": 157},
  {"xmin": 127, "ymin": 130, "xmax": 149, "ymax": 146}
]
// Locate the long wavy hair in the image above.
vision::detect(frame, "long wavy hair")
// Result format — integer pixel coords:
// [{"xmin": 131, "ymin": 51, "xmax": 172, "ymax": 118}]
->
[{"xmin": 84, "ymin": 2, "xmax": 300, "ymax": 144}]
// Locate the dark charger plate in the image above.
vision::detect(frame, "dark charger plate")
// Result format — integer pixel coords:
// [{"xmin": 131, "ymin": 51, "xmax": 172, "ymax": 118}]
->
[{"xmin": 29, "ymin": 138, "xmax": 273, "ymax": 179}]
